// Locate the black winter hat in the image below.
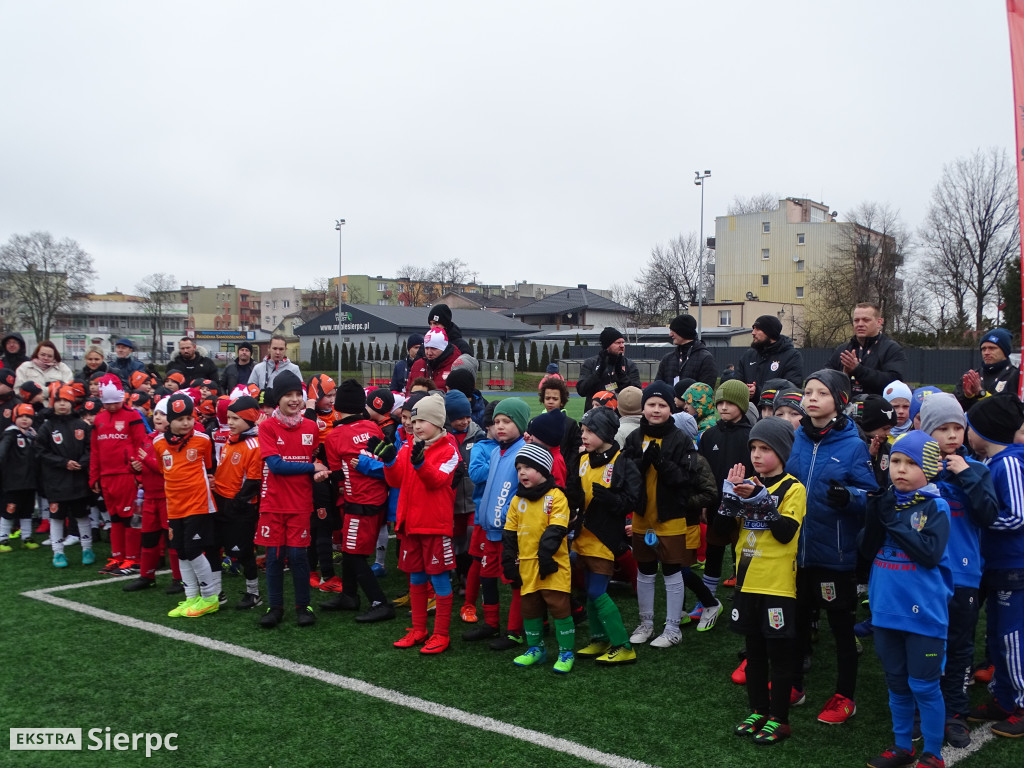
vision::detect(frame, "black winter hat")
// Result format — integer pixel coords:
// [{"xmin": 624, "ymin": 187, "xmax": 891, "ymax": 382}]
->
[
  {"xmin": 581, "ymin": 406, "xmax": 619, "ymax": 445},
  {"xmin": 166, "ymin": 392, "xmax": 194, "ymax": 420},
  {"xmin": 673, "ymin": 378, "xmax": 696, "ymax": 400},
  {"xmin": 599, "ymin": 327, "xmax": 625, "ymax": 350},
  {"xmin": 366, "ymin": 387, "xmax": 395, "ymax": 416},
  {"xmin": 804, "ymin": 369, "xmax": 852, "ymax": 410},
  {"xmin": 427, "ymin": 304, "xmax": 453, "ymax": 329},
  {"xmin": 272, "ymin": 370, "xmax": 304, "ymax": 400},
  {"xmin": 527, "ymin": 409, "xmax": 566, "ymax": 448},
  {"xmin": 966, "ymin": 396, "xmax": 1024, "ymax": 446},
  {"xmin": 446, "ymin": 367, "xmax": 475, "ymax": 398},
  {"xmin": 334, "ymin": 378, "xmax": 366, "ymax": 415},
  {"xmin": 856, "ymin": 395, "xmax": 898, "ymax": 432},
  {"xmin": 407, "ymin": 333, "xmax": 424, "ymax": 350},
  {"xmin": 641, "ymin": 381, "xmax": 675, "ymax": 410},
  {"xmin": 753, "ymin": 314, "xmax": 783, "ymax": 340},
  {"xmin": 0, "ymin": 368, "xmax": 14, "ymax": 388},
  {"xmin": 670, "ymin": 314, "xmax": 698, "ymax": 340}
]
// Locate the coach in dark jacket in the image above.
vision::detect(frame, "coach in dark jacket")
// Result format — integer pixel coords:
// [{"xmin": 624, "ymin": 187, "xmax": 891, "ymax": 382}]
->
[
  {"xmin": 825, "ymin": 302, "xmax": 906, "ymax": 396},
  {"xmin": 220, "ymin": 342, "xmax": 256, "ymax": 392},
  {"xmin": 656, "ymin": 314, "xmax": 717, "ymax": 388},
  {"xmin": 736, "ymin": 315, "xmax": 803, "ymax": 401},
  {"xmin": 955, "ymin": 327, "xmax": 1021, "ymax": 408},
  {"xmin": 576, "ymin": 327, "xmax": 642, "ymax": 411},
  {"xmin": 165, "ymin": 337, "xmax": 219, "ymax": 382}
]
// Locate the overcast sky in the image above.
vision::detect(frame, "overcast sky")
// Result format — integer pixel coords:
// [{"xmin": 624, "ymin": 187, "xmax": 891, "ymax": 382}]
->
[{"xmin": 0, "ymin": 1, "xmax": 1015, "ymax": 297}]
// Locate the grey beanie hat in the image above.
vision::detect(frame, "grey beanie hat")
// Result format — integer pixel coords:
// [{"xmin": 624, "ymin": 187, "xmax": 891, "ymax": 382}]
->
[
  {"xmin": 749, "ymin": 416, "xmax": 796, "ymax": 465},
  {"xmin": 919, "ymin": 392, "xmax": 966, "ymax": 437},
  {"xmin": 581, "ymin": 405, "xmax": 620, "ymax": 445}
]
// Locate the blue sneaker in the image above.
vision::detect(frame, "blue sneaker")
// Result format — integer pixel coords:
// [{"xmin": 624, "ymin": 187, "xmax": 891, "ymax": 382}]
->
[
  {"xmin": 854, "ymin": 617, "xmax": 873, "ymax": 638},
  {"xmin": 53, "ymin": 552, "xmax": 68, "ymax": 568},
  {"xmin": 553, "ymin": 650, "xmax": 575, "ymax": 674},
  {"xmin": 687, "ymin": 602, "xmax": 704, "ymax": 622},
  {"xmin": 513, "ymin": 646, "xmax": 547, "ymax": 667},
  {"xmin": 371, "ymin": 563, "xmax": 387, "ymax": 578},
  {"xmin": 82, "ymin": 549, "xmax": 95, "ymax": 566}
]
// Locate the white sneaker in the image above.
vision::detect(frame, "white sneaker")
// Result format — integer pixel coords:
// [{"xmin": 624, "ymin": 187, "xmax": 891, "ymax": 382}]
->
[
  {"xmin": 650, "ymin": 627, "xmax": 682, "ymax": 648},
  {"xmin": 63, "ymin": 535, "xmax": 80, "ymax": 547},
  {"xmin": 102, "ymin": 522, "xmax": 112, "ymax": 531},
  {"xmin": 41, "ymin": 537, "xmax": 52, "ymax": 546},
  {"xmin": 629, "ymin": 622, "xmax": 654, "ymax": 644},
  {"xmin": 696, "ymin": 601, "xmax": 722, "ymax": 632}
]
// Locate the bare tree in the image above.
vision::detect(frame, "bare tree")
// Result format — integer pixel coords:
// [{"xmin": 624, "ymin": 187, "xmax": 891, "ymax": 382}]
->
[
  {"xmin": 727, "ymin": 193, "xmax": 778, "ymax": 216},
  {"xmin": 430, "ymin": 258, "xmax": 476, "ymax": 297},
  {"xmin": 396, "ymin": 264, "xmax": 435, "ymax": 306},
  {"xmin": 920, "ymin": 147, "xmax": 1019, "ymax": 332},
  {"xmin": 611, "ymin": 280, "xmax": 666, "ymax": 329},
  {"xmin": 136, "ymin": 273, "xmax": 179, "ymax": 361},
  {"xmin": 0, "ymin": 232, "xmax": 94, "ymax": 340},
  {"xmin": 306, "ymin": 277, "xmax": 339, "ymax": 309},
  {"xmin": 636, "ymin": 233, "xmax": 710, "ymax": 317}
]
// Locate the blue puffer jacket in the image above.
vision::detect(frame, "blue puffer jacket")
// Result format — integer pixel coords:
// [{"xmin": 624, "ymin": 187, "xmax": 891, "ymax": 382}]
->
[{"xmin": 788, "ymin": 417, "xmax": 878, "ymax": 570}]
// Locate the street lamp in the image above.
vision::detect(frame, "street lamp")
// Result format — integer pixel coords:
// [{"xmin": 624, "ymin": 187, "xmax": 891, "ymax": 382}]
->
[
  {"xmin": 694, "ymin": 170, "xmax": 711, "ymax": 340},
  {"xmin": 335, "ymin": 218, "xmax": 346, "ymax": 381}
]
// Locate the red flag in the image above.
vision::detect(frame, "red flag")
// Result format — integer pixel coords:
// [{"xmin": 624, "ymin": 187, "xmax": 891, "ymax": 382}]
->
[{"xmin": 1008, "ymin": 1, "xmax": 1024, "ymax": 396}]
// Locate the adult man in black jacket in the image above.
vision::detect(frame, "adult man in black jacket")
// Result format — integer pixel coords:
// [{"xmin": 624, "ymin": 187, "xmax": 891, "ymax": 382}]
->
[
  {"xmin": 165, "ymin": 337, "xmax": 218, "ymax": 382},
  {"xmin": 736, "ymin": 315, "xmax": 803, "ymax": 401},
  {"xmin": 220, "ymin": 342, "xmax": 255, "ymax": 392},
  {"xmin": 656, "ymin": 314, "xmax": 717, "ymax": 388},
  {"xmin": 954, "ymin": 327, "xmax": 1021, "ymax": 408},
  {"xmin": 825, "ymin": 302, "xmax": 906, "ymax": 396},
  {"xmin": 576, "ymin": 327, "xmax": 642, "ymax": 411}
]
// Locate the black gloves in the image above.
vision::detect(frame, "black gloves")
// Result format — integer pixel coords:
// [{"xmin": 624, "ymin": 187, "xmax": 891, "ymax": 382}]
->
[
  {"xmin": 538, "ymin": 556, "xmax": 558, "ymax": 579},
  {"xmin": 826, "ymin": 481, "xmax": 851, "ymax": 508},
  {"xmin": 643, "ymin": 441, "xmax": 662, "ymax": 470},
  {"xmin": 411, "ymin": 440, "xmax": 426, "ymax": 466},
  {"xmin": 502, "ymin": 561, "xmax": 522, "ymax": 587},
  {"xmin": 366, "ymin": 436, "xmax": 397, "ymax": 464},
  {"xmin": 590, "ymin": 484, "xmax": 616, "ymax": 507}
]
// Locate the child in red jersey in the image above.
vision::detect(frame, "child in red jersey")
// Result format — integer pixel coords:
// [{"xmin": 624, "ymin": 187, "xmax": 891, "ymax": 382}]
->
[
  {"xmin": 304, "ymin": 374, "xmax": 343, "ymax": 593},
  {"xmin": 88, "ymin": 375, "xmax": 147, "ymax": 575},
  {"xmin": 373, "ymin": 392, "xmax": 461, "ymax": 653},
  {"xmin": 153, "ymin": 392, "xmax": 221, "ymax": 618},
  {"xmin": 322, "ymin": 380, "xmax": 394, "ymax": 622},
  {"xmin": 213, "ymin": 396, "xmax": 264, "ymax": 610},
  {"xmin": 256, "ymin": 371, "xmax": 329, "ymax": 628}
]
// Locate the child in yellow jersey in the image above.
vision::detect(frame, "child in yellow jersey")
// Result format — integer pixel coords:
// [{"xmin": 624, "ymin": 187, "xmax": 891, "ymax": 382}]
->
[
  {"xmin": 502, "ymin": 443, "xmax": 575, "ymax": 673},
  {"xmin": 721, "ymin": 417, "xmax": 806, "ymax": 746},
  {"xmin": 568, "ymin": 406, "xmax": 640, "ymax": 665}
]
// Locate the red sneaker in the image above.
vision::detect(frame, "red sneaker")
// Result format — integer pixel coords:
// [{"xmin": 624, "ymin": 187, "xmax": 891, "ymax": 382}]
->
[
  {"xmin": 99, "ymin": 558, "xmax": 122, "ymax": 574},
  {"xmin": 319, "ymin": 576, "xmax": 344, "ymax": 593},
  {"xmin": 731, "ymin": 658, "xmax": 747, "ymax": 685},
  {"xmin": 420, "ymin": 634, "xmax": 450, "ymax": 654},
  {"xmin": 817, "ymin": 693, "xmax": 856, "ymax": 724},
  {"xmin": 309, "ymin": 571, "xmax": 321, "ymax": 589},
  {"xmin": 722, "ymin": 576, "xmax": 737, "ymax": 588},
  {"xmin": 973, "ymin": 664, "xmax": 995, "ymax": 684},
  {"xmin": 393, "ymin": 628, "xmax": 428, "ymax": 649},
  {"xmin": 35, "ymin": 519, "xmax": 50, "ymax": 534},
  {"xmin": 460, "ymin": 604, "xmax": 478, "ymax": 623}
]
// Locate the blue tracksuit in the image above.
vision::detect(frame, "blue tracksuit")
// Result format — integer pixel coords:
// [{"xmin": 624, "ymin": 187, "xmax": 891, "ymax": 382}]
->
[
  {"xmin": 468, "ymin": 436, "xmax": 498, "ymax": 514},
  {"xmin": 475, "ymin": 437, "xmax": 524, "ymax": 542}
]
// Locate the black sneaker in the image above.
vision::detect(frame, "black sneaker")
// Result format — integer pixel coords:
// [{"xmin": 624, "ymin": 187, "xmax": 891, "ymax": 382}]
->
[
  {"xmin": 320, "ymin": 593, "xmax": 360, "ymax": 611},
  {"xmin": 355, "ymin": 602, "xmax": 396, "ymax": 623},
  {"xmin": 866, "ymin": 745, "xmax": 915, "ymax": 768},
  {"xmin": 296, "ymin": 606, "xmax": 316, "ymax": 627},
  {"xmin": 489, "ymin": 633, "xmax": 523, "ymax": 651},
  {"xmin": 991, "ymin": 708, "xmax": 1024, "ymax": 738},
  {"xmin": 122, "ymin": 577, "xmax": 155, "ymax": 592},
  {"xmin": 165, "ymin": 579, "xmax": 185, "ymax": 595},
  {"xmin": 462, "ymin": 624, "xmax": 499, "ymax": 642},
  {"xmin": 236, "ymin": 592, "xmax": 263, "ymax": 610},
  {"xmin": 944, "ymin": 717, "xmax": 971, "ymax": 748},
  {"xmin": 969, "ymin": 700, "xmax": 1014, "ymax": 723},
  {"xmin": 259, "ymin": 606, "xmax": 284, "ymax": 628},
  {"xmin": 218, "ymin": 591, "xmax": 227, "ymax": 606}
]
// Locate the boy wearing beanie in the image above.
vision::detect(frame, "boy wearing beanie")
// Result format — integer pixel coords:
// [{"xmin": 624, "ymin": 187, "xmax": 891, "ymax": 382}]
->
[
  {"xmin": 445, "ymin": 389, "xmax": 485, "ymax": 606},
  {"xmin": 462, "ymin": 400, "xmax": 501, "ymax": 624},
  {"xmin": 965, "ymin": 396, "xmax": 1024, "ymax": 737},
  {"xmin": 860, "ymin": 431, "xmax": 953, "ymax": 768},
  {"xmin": 526, "ymin": 409, "xmax": 568, "ymax": 488},
  {"xmin": 918, "ymin": 393, "xmax": 999, "ymax": 746},
  {"xmin": 852, "ymin": 395, "xmax": 898, "ymax": 488},
  {"xmin": 303, "ymin": 374, "xmax": 344, "ymax": 593},
  {"xmin": 883, "ymin": 380, "xmax": 914, "ymax": 439},
  {"xmin": 788, "ymin": 369, "xmax": 878, "ymax": 724},
  {"xmin": 464, "ymin": 397, "xmax": 530, "ymax": 649},
  {"xmin": 372, "ymin": 392, "xmax": 461, "ymax": 653},
  {"xmin": 623, "ymin": 382, "xmax": 719, "ymax": 648},
  {"xmin": 503, "ymin": 443, "xmax": 577, "ymax": 672},
  {"xmin": 721, "ymin": 417, "xmax": 805, "ymax": 745},
  {"xmin": 693, "ymin": 378, "xmax": 755, "ymax": 627},
  {"xmin": 772, "ymin": 386, "xmax": 806, "ymax": 430},
  {"xmin": 614, "ymin": 385, "xmax": 643, "ymax": 448},
  {"xmin": 568, "ymin": 405, "xmax": 640, "ymax": 664}
]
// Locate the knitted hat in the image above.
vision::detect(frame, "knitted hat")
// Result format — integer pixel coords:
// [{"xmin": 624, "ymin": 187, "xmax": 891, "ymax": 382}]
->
[
  {"xmin": 82, "ymin": 397, "xmax": 101, "ymax": 416},
  {"xmin": 772, "ymin": 387, "xmax": 805, "ymax": 416},
  {"xmin": 446, "ymin": 367, "xmax": 475, "ymax": 398},
  {"xmin": 423, "ymin": 328, "xmax": 448, "ymax": 351},
  {"xmin": 669, "ymin": 314, "xmax": 697, "ymax": 340},
  {"xmin": 55, "ymin": 384, "xmax": 77, "ymax": 403},
  {"xmin": 715, "ymin": 379, "xmax": 750, "ymax": 413},
  {"xmin": 966, "ymin": 396, "xmax": 1024, "ymax": 446},
  {"xmin": 581, "ymin": 406, "xmax": 619, "ymax": 445},
  {"xmin": 115, "ymin": 337, "xmax": 135, "ymax": 350},
  {"xmin": 366, "ymin": 387, "xmax": 395, "ymax": 416},
  {"xmin": 891, "ymin": 431, "xmax": 943, "ymax": 481},
  {"xmin": 527, "ymin": 409, "xmax": 566, "ymax": 448},
  {"xmin": 674, "ymin": 411, "xmax": 699, "ymax": 440},
  {"xmin": 882, "ymin": 380, "xmax": 913, "ymax": 404},
  {"xmin": 307, "ymin": 374, "xmax": 336, "ymax": 402},
  {"xmin": 515, "ymin": 442, "xmax": 553, "ymax": 478},
  {"xmin": 166, "ymin": 371, "xmax": 186, "ymax": 387},
  {"xmin": 0, "ymin": 368, "xmax": 14, "ymax": 388},
  {"xmin": 19, "ymin": 381, "xmax": 43, "ymax": 401},
  {"xmin": 334, "ymin": 378, "xmax": 366, "ymax": 414},
  {"xmin": 856, "ymin": 395, "xmax": 898, "ymax": 432},
  {"xmin": 130, "ymin": 391, "xmax": 152, "ymax": 410},
  {"xmin": 407, "ymin": 333, "xmax": 424, "ymax": 350},
  {"xmin": 97, "ymin": 374, "xmax": 125, "ymax": 404},
  {"xmin": 919, "ymin": 392, "xmax": 966, "ymax": 437},
  {"xmin": 910, "ymin": 386, "xmax": 943, "ymax": 422},
  {"xmin": 228, "ymin": 395, "xmax": 261, "ymax": 427},
  {"xmin": 749, "ymin": 416, "xmax": 795, "ymax": 465},
  {"xmin": 449, "ymin": 353, "xmax": 479, "ymax": 379},
  {"xmin": 752, "ymin": 314, "xmax": 783, "ymax": 340},
  {"xmin": 410, "ymin": 392, "xmax": 446, "ymax": 429},
  {"xmin": 444, "ymin": 390, "xmax": 472, "ymax": 421},
  {"xmin": 758, "ymin": 378, "xmax": 793, "ymax": 407},
  {"xmin": 617, "ymin": 386, "xmax": 642, "ymax": 417},
  {"xmin": 599, "ymin": 327, "xmax": 625, "ymax": 349},
  {"xmin": 403, "ymin": 391, "xmax": 426, "ymax": 412},
  {"xmin": 545, "ymin": 362, "xmax": 559, "ymax": 374},
  {"xmin": 805, "ymin": 369, "xmax": 851, "ymax": 410},
  {"xmin": 238, "ymin": 342, "xmax": 253, "ymax": 353},
  {"xmin": 129, "ymin": 371, "xmax": 149, "ymax": 390},
  {"xmin": 482, "ymin": 399, "xmax": 499, "ymax": 428},
  {"xmin": 493, "ymin": 397, "xmax": 530, "ymax": 435},
  {"xmin": 166, "ymin": 392, "xmax": 194, "ymax": 420},
  {"xmin": 154, "ymin": 397, "xmax": 169, "ymax": 416},
  {"xmin": 427, "ymin": 303, "xmax": 453, "ymax": 329},
  {"xmin": 592, "ymin": 390, "xmax": 618, "ymax": 410},
  {"xmin": 272, "ymin": 370, "xmax": 304, "ymax": 399},
  {"xmin": 980, "ymin": 327, "xmax": 1012, "ymax": 358},
  {"xmin": 673, "ymin": 378, "xmax": 696, "ymax": 400},
  {"xmin": 390, "ymin": 393, "xmax": 406, "ymax": 415},
  {"xmin": 683, "ymin": 383, "xmax": 717, "ymax": 421},
  {"xmin": 197, "ymin": 396, "xmax": 217, "ymax": 417},
  {"xmin": 13, "ymin": 402, "xmax": 34, "ymax": 419},
  {"xmin": 641, "ymin": 381, "xmax": 675, "ymax": 409}
]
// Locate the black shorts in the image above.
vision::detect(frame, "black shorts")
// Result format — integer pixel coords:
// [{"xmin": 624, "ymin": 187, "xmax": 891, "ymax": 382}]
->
[
  {"xmin": 797, "ymin": 567, "xmax": 858, "ymax": 611},
  {"xmin": 311, "ymin": 502, "xmax": 343, "ymax": 532},
  {"xmin": 47, "ymin": 498, "xmax": 90, "ymax": 520},
  {"xmin": 730, "ymin": 592, "xmax": 797, "ymax": 639},
  {"xmin": 168, "ymin": 515, "xmax": 215, "ymax": 557},
  {"xmin": 2, "ymin": 489, "xmax": 35, "ymax": 520}
]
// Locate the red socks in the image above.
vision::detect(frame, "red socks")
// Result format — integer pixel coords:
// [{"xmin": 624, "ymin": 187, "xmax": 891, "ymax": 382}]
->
[
  {"xmin": 109, "ymin": 521, "xmax": 126, "ymax": 562},
  {"xmin": 433, "ymin": 593, "xmax": 453, "ymax": 638},
  {"xmin": 507, "ymin": 588, "xmax": 522, "ymax": 634},
  {"xmin": 410, "ymin": 582, "xmax": 429, "ymax": 638}
]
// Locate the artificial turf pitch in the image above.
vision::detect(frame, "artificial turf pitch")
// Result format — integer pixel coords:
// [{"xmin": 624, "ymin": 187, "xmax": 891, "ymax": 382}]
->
[{"xmin": 3, "ymin": 539, "xmax": 1020, "ymax": 768}]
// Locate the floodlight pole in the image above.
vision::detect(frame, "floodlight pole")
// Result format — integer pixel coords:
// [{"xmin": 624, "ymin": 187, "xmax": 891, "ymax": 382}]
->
[
  {"xmin": 335, "ymin": 218, "xmax": 346, "ymax": 381},
  {"xmin": 694, "ymin": 170, "xmax": 711, "ymax": 340}
]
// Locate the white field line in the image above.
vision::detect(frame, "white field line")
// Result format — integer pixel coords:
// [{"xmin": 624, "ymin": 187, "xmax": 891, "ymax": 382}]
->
[
  {"xmin": 21, "ymin": 578, "xmax": 658, "ymax": 768},
  {"xmin": 944, "ymin": 726, "xmax": 996, "ymax": 767}
]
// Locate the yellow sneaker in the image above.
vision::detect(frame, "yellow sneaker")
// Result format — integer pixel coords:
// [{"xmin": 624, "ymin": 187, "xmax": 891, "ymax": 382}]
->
[
  {"xmin": 595, "ymin": 645, "xmax": 638, "ymax": 665},
  {"xmin": 168, "ymin": 597, "xmax": 198, "ymax": 617},
  {"xmin": 185, "ymin": 595, "xmax": 220, "ymax": 617},
  {"xmin": 577, "ymin": 640, "xmax": 612, "ymax": 658}
]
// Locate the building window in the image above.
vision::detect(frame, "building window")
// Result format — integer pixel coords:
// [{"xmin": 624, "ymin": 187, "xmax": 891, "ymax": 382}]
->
[
  {"xmin": 796, "ymin": 286, "xmax": 804, "ymax": 299},
  {"xmin": 761, "ymin": 248, "xmax": 770, "ymax": 260},
  {"xmin": 377, "ymin": 282, "xmax": 387, "ymax": 292},
  {"xmin": 378, "ymin": 299, "xmax": 388, "ymax": 305},
  {"xmin": 797, "ymin": 233, "xmax": 805, "ymax": 245},
  {"xmin": 796, "ymin": 259, "xmax": 805, "ymax": 272},
  {"xmin": 282, "ymin": 300, "xmax": 290, "ymax": 308},
  {"xmin": 761, "ymin": 274, "xmax": 770, "ymax": 286},
  {"xmin": 762, "ymin": 221, "xmax": 770, "ymax": 234},
  {"xmin": 718, "ymin": 310, "xmax": 731, "ymax": 326}
]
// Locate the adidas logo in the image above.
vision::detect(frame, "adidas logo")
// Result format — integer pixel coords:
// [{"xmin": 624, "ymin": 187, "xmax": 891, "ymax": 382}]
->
[
  {"xmin": 192, "ymin": 534, "xmax": 201, "ymax": 540},
  {"xmin": 230, "ymin": 546, "xmax": 240, "ymax": 552},
  {"xmin": 712, "ymin": 445, "xmax": 719, "ymax": 451}
]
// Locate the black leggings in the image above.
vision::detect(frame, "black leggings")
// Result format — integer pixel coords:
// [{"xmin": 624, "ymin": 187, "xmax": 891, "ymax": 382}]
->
[{"xmin": 746, "ymin": 634, "xmax": 797, "ymax": 723}]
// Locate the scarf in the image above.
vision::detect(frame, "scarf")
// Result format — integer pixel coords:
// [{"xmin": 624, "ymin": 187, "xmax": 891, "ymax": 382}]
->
[
  {"xmin": 228, "ymin": 426, "xmax": 259, "ymax": 444},
  {"xmin": 894, "ymin": 483, "xmax": 940, "ymax": 511},
  {"xmin": 516, "ymin": 476, "xmax": 555, "ymax": 501},
  {"xmin": 982, "ymin": 358, "xmax": 1010, "ymax": 377},
  {"xmin": 588, "ymin": 444, "xmax": 619, "ymax": 468},
  {"xmin": 640, "ymin": 416, "xmax": 674, "ymax": 439},
  {"xmin": 273, "ymin": 407, "xmax": 304, "ymax": 429},
  {"xmin": 800, "ymin": 412, "xmax": 847, "ymax": 443},
  {"xmin": 165, "ymin": 429, "xmax": 191, "ymax": 447},
  {"xmin": 890, "ymin": 419, "xmax": 914, "ymax": 438},
  {"xmin": 33, "ymin": 357, "xmax": 55, "ymax": 371}
]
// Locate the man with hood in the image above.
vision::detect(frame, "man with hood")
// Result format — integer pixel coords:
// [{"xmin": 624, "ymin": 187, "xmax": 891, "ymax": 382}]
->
[
  {"xmin": 1, "ymin": 333, "xmax": 28, "ymax": 372},
  {"xmin": 656, "ymin": 314, "xmax": 717, "ymax": 388},
  {"xmin": 736, "ymin": 315, "xmax": 803, "ymax": 402}
]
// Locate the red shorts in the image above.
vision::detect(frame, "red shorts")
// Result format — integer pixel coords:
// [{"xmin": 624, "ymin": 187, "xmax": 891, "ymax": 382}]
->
[
  {"xmin": 469, "ymin": 525, "xmax": 488, "ymax": 559},
  {"xmin": 255, "ymin": 512, "xmax": 310, "ymax": 548},
  {"xmin": 399, "ymin": 533, "xmax": 454, "ymax": 575},
  {"xmin": 100, "ymin": 474, "xmax": 139, "ymax": 518},
  {"xmin": 142, "ymin": 497, "xmax": 168, "ymax": 533},
  {"xmin": 480, "ymin": 538, "xmax": 503, "ymax": 579},
  {"xmin": 341, "ymin": 510, "xmax": 385, "ymax": 556}
]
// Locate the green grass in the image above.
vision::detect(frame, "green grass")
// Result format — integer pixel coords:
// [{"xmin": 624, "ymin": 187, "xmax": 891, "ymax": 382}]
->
[{"xmin": 5, "ymin": 539, "xmax": 1021, "ymax": 767}]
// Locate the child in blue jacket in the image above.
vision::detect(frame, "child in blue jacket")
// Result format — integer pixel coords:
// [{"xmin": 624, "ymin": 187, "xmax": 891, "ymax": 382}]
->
[
  {"xmin": 860, "ymin": 431, "xmax": 952, "ymax": 768},
  {"xmin": 462, "ymin": 401, "xmax": 499, "ymax": 623}
]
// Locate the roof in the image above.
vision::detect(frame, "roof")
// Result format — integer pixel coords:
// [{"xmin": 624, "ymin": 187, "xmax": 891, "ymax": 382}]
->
[
  {"xmin": 438, "ymin": 291, "xmax": 533, "ymax": 310},
  {"xmin": 293, "ymin": 303, "xmax": 537, "ymax": 338},
  {"xmin": 511, "ymin": 287, "xmax": 632, "ymax": 317}
]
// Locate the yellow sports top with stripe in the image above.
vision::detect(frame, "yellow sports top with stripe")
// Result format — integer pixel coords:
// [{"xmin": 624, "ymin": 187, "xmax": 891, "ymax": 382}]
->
[
  {"xmin": 505, "ymin": 487, "xmax": 571, "ymax": 596},
  {"xmin": 572, "ymin": 452, "xmax": 618, "ymax": 561},
  {"xmin": 734, "ymin": 473, "xmax": 806, "ymax": 599}
]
